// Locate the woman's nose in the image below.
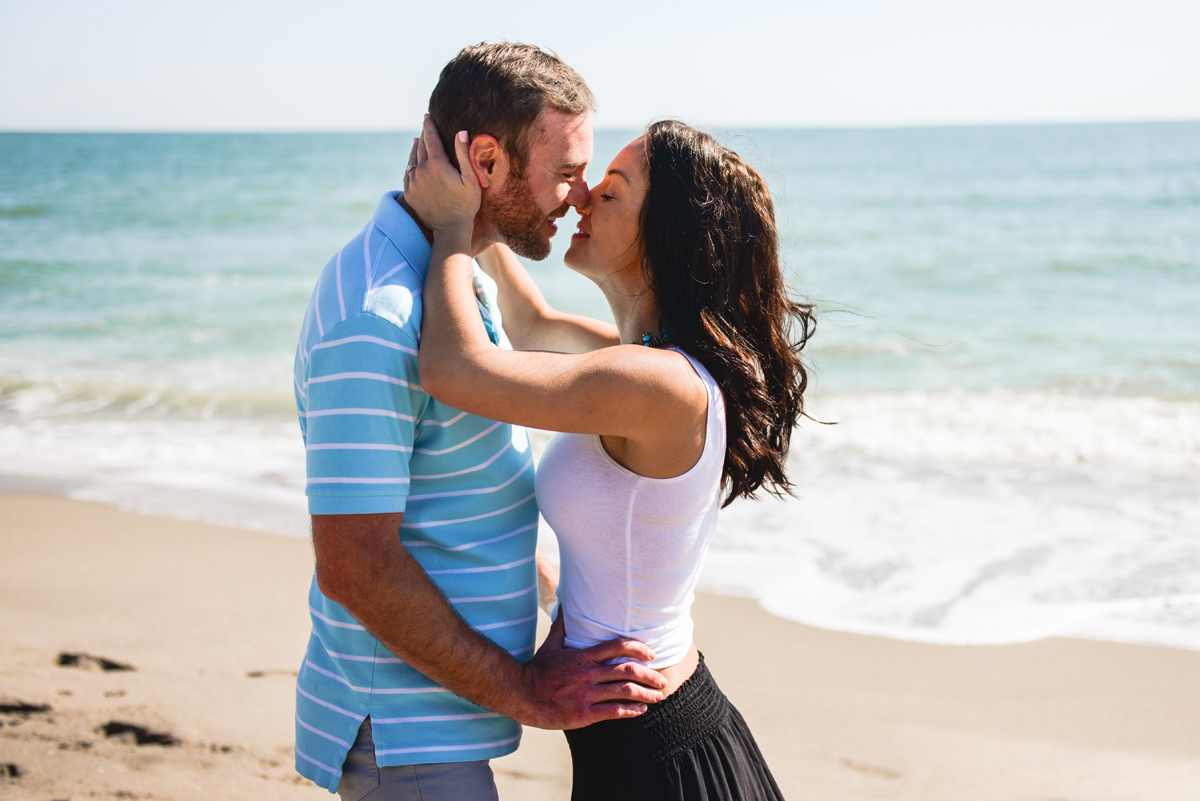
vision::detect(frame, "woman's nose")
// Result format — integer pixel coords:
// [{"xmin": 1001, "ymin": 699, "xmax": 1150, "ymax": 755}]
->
[{"xmin": 567, "ymin": 179, "xmax": 591, "ymax": 209}]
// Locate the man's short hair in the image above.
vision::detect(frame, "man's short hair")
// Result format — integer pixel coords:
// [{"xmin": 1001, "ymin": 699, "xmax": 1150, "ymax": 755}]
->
[{"xmin": 428, "ymin": 42, "xmax": 595, "ymax": 177}]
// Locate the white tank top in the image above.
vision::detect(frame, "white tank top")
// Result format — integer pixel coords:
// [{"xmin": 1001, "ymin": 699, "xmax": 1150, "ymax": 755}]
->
[{"xmin": 535, "ymin": 349, "xmax": 726, "ymax": 668}]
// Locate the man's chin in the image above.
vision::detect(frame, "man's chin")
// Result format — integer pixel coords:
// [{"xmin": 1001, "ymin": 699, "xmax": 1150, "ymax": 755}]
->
[{"xmin": 505, "ymin": 235, "xmax": 553, "ymax": 261}]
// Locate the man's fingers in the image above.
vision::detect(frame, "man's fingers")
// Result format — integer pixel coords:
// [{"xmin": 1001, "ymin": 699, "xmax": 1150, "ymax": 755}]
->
[
  {"xmin": 601, "ymin": 660, "xmax": 668, "ymax": 691},
  {"xmin": 543, "ymin": 611, "xmax": 567, "ymax": 648},
  {"xmin": 581, "ymin": 702, "xmax": 650, "ymax": 726},
  {"xmin": 589, "ymin": 678, "xmax": 664, "ymax": 705},
  {"xmin": 581, "ymin": 636, "xmax": 658, "ymax": 668}
]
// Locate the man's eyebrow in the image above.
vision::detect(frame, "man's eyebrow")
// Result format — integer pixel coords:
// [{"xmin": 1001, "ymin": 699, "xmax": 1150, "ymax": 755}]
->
[{"xmin": 555, "ymin": 160, "xmax": 588, "ymax": 170}]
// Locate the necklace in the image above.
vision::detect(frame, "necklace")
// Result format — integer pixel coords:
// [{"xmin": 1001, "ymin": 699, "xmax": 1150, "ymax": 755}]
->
[{"xmin": 638, "ymin": 328, "xmax": 671, "ymax": 348}]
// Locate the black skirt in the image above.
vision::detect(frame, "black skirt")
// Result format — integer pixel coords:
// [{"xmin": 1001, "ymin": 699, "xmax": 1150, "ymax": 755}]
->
[{"xmin": 564, "ymin": 654, "xmax": 784, "ymax": 801}]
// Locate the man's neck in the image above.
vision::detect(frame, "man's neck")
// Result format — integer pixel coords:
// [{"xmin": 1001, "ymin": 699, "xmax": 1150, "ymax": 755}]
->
[
  {"xmin": 397, "ymin": 193, "xmax": 494, "ymax": 258},
  {"xmin": 397, "ymin": 194, "xmax": 434, "ymax": 245}
]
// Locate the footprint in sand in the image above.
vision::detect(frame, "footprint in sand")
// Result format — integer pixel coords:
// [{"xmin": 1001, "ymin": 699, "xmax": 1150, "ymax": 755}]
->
[
  {"xmin": 57, "ymin": 652, "xmax": 134, "ymax": 672},
  {"xmin": 97, "ymin": 721, "xmax": 179, "ymax": 747}
]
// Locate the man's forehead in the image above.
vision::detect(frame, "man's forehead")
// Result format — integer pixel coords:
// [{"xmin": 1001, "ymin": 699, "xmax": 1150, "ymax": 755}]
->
[{"xmin": 530, "ymin": 109, "xmax": 593, "ymax": 167}]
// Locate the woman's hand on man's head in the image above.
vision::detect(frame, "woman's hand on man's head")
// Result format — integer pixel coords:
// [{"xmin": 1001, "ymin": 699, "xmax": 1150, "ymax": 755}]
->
[{"xmin": 403, "ymin": 115, "xmax": 481, "ymax": 237}]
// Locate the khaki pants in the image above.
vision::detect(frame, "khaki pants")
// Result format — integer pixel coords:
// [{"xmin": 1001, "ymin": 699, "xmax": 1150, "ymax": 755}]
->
[{"xmin": 336, "ymin": 719, "xmax": 499, "ymax": 801}]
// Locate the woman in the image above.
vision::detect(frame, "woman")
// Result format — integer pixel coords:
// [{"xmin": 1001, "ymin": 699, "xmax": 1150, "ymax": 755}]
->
[{"xmin": 406, "ymin": 118, "xmax": 813, "ymax": 800}]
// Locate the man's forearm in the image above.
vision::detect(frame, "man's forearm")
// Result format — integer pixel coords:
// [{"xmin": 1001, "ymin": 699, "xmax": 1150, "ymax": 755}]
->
[
  {"xmin": 313, "ymin": 512, "xmax": 666, "ymax": 731},
  {"xmin": 312, "ymin": 514, "xmax": 531, "ymax": 721}
]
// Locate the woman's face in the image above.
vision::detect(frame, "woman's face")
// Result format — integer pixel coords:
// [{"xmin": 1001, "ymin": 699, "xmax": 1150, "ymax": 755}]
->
[{"xmin": 564, "ymin": 137, "xmax": 647, "ymax": 282}]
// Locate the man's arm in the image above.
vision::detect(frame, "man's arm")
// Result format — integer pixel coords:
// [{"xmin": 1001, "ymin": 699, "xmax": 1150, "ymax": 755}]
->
[
  {"xmin": 312, "ymin": 512, "xmax": 665, "ymax": 730},
  {"xmin": 476, "ymin": 244, "xmax": 619, "ymax": 353}
]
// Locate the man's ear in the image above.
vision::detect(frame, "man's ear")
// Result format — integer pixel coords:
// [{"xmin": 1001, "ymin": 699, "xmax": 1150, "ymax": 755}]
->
[{"xmin": 468, "ymin": 134, "xmax": 509, "ymax": 190}]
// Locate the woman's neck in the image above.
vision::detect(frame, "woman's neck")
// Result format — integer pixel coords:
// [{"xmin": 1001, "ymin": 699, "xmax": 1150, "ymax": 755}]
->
[{"xmin": 596, "ymin": 272, "xmax": 662, "ymax": 346}]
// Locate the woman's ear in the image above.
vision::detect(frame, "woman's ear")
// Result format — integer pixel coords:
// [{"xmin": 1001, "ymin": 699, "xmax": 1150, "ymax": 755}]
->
[{"xmin": 468, "ymin": 134, "xmax": 509, "ymax": 190}]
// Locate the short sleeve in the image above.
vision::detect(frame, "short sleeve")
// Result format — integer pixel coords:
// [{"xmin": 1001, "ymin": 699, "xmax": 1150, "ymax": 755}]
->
[{"xmin": 300, "ymin": 313, "xmax": 426, "ymax": 515}]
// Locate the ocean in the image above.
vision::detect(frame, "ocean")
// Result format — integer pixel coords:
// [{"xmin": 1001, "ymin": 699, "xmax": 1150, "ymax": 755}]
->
[{"xmin": 2, "ymin": 123, "xmax": 1198, "ymax": 650}]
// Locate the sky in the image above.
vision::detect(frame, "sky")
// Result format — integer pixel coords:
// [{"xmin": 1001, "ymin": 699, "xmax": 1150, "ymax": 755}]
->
[{"xmin": 1, "ymin": 0, "xmax": 1198, "ymax": 131}]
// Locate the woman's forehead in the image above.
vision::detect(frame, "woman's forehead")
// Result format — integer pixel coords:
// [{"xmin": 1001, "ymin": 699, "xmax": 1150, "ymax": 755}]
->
[{"xmin": 608, "ymin": 137, "xmax": 647, "ymax": 178}]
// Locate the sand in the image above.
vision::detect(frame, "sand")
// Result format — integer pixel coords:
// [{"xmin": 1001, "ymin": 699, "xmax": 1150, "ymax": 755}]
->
[{"xmin": 2, "ymin": 492, "xmax": 1199, "ymax": 800}]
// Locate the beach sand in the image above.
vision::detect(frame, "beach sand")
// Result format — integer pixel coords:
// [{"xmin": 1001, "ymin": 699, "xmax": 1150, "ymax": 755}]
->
[{"xmin": 2, "ymin": 493, "xmax": 1199, "ymax": 800}]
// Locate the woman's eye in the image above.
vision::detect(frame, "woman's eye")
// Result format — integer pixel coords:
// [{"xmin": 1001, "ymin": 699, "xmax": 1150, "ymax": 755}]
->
[{"xmin": 600, "ymin": 193, "xmax": 615, "ymax": 201}]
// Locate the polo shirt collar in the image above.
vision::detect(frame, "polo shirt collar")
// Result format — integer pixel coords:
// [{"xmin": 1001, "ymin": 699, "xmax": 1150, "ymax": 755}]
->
[{"xmin": 373, "ymin": 191, "xmax": 433, "ymax": 281}]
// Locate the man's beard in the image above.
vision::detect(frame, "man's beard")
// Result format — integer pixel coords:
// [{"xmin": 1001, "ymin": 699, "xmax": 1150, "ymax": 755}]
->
[{"xmin": 488, "ymin": 175, "xmax": 553, "ymax": 261}]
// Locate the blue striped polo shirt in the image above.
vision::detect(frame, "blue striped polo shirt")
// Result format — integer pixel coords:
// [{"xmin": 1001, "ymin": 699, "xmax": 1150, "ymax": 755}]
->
[{"xmin": 292, "ymin": 191, "xmax": 539, "ymax": 792}]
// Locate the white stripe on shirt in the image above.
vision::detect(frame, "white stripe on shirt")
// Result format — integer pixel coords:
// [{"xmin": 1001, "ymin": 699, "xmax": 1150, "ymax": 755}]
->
[
  {"xmin": 374, "ymin": 735, "xmax": 520, "ymax": 756},
  {"xmin": 335, "ymin": 249, "xmax": 346, "ymax": 319},
  {"xmin": 296, "ymin": 745, "xmax": 343, "ymax": 777},
  {"xmin": 448, "ymin": 584, "xmax": 537, "ymax": 604},
  {"xmin": 308, "ymin": 442, "xmax": 413, "ymax": 453},
  {"xmin": 310, "ymin": 606, "xmax": 366, "ymax": 631},
  {"xmin": 372, "ymin": 260, "xmax": 410, "ymax": 289},
  {"xmin": 401, "ymin": 522, "xmax": 536, "ymax": 552},
  {"xmin": 300, "ymin": 408, "xmax": 416, "ymax": 422},
  {"xmin": 297, "ymin": 714, "xmax": 353, "ymax": 749},
  {"xmin": 405, "ymin": 456, "xmax": 531, "ymax": 501},
  {"xmin": 304, "ymin": 660, "xmax": 450, "ymax": 695},
  {"xmin": 306, "ymin": 371, "xmax": 420, "ymax": 391},
  {"xmin": 403, "ymin": 493, "xmax": 535, "ymax": 529},
  {"xmin": 409, "ymin": 440, "xmax": 511, "ymax": 480},
  {"xmin": 311, "ymin": 333, "xmax": 417, "ymax": 357},
  {"xmin": 414, "ymin": 421, "xmax": 502, "ymax": 456},
  {"xmin": 473, "ymin": 613, "xmax": 538, "ymax": 632},
  {"xmin": 370, "ymin": 712, "xmax": 500, "ymax": 724},
  {"xmin": 425, "ymin": 555, "xmax": 535, "ymax": 576},
  {"xmin": 297, "ymin": 684, "xmax": 360, "ymax": 719},
  {"xmin": 307, "ymin": 477, "xmax": 410, "ymax": 485}
]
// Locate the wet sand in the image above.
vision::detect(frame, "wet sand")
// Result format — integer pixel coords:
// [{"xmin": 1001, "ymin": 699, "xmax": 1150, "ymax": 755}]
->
[{"xmin": 2, "ymin": 493, "xmax": 1199, "ymax": 800}]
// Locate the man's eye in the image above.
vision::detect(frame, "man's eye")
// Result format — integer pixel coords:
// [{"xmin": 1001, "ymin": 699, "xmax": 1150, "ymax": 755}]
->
[{"xmin": 562, "ymin": 174, "xmax": 576, "ymax": 180}]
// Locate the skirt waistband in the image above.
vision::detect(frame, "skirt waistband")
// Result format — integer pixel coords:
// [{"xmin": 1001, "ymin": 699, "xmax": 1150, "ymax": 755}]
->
[{"xmin": 566, "ymin": 653, "xmax": 729, "ymax": 765}]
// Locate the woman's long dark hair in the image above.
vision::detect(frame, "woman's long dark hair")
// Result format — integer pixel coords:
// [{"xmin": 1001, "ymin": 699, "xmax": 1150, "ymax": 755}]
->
[{"xmin": 640, "ymin": 120, "xmax": 814, "ymax": 506}]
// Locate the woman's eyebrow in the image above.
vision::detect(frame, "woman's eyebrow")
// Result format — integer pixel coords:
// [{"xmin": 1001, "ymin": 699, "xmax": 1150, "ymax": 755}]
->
[{"xmin": 607, "ymin": 168, "xmax": 630, "ymax": 182}]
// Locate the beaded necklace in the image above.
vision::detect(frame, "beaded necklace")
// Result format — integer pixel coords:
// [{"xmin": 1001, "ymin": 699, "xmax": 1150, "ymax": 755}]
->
[{"xmin": 639, "ymin": 328, "xmax": 671, "ymax": 348}]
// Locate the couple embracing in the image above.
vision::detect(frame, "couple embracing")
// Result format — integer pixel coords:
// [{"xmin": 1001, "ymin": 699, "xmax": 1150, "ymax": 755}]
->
[{"xmin": 293, "ymin": 42, "xmax": 813, "ymax": 800}]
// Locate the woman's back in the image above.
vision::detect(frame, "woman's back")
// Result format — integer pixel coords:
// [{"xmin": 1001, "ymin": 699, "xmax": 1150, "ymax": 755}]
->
[{"xmin": 537, "ymin": 350, "xmax": 726, "ymax": 669}]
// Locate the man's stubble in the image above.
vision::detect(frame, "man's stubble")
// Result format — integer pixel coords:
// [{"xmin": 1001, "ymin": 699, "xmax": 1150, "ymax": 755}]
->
[{"xmin": 487, "ymin": 174, "xmax": 554, "ymax": 261}]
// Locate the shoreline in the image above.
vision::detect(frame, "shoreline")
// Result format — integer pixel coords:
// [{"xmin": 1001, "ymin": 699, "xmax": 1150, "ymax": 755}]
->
[{"xmin": 3, "ymin": 492, "xmax": 1200, "ymax": 799}]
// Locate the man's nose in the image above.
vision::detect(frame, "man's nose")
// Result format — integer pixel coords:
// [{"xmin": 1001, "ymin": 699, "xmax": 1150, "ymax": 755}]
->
[{"xmin": 567, "ymin": 179, "xmax": 591, "ymax": 209}]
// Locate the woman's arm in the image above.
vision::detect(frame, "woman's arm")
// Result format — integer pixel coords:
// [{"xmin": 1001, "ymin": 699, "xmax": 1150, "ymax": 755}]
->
[
  {"xmin": 476, "ymin": 243, "xmax": 619, "ymax": 353},
  {"xmin": 405, "ymin": 121, "xmax": 705, "ymax": 470}
]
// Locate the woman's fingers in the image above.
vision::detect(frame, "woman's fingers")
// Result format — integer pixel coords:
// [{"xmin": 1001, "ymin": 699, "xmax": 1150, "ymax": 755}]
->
[
  {"xmin": 417, "ymin": 119, "xmax": 430, "ymax": 165},
  {"xmin": 453, "ymin": 130, "xmax": 473, "ymax": 189},
  {"xmin": 420, "ymin": 115, "xmax": 443, "ymax": 163},
  {"xmin": 404, "ymin": 137, "xmax": 418, "ymax": 192}
]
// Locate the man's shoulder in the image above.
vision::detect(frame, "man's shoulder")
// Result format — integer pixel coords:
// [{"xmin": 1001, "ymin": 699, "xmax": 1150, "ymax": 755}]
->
[{"xmin": 313, "ymin": 306, "xmax": 422, "ymax": 357}]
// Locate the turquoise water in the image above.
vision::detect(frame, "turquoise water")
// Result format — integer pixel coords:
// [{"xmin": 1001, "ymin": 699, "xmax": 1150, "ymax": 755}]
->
[{"xmin": 2, "ymin": 124, "xmax": 1198, "ymax": 649}]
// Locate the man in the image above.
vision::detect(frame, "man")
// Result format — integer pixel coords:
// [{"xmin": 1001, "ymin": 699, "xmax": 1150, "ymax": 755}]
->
[{"xmin": 292, "ymin": 43, "xmax": 666, "ymax": 799}]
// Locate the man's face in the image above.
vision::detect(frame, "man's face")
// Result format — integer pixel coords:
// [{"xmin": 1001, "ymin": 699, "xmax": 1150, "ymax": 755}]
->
[{"xmin": 485, "ymin": 109, "xmax": 592, "ymax": 260}]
